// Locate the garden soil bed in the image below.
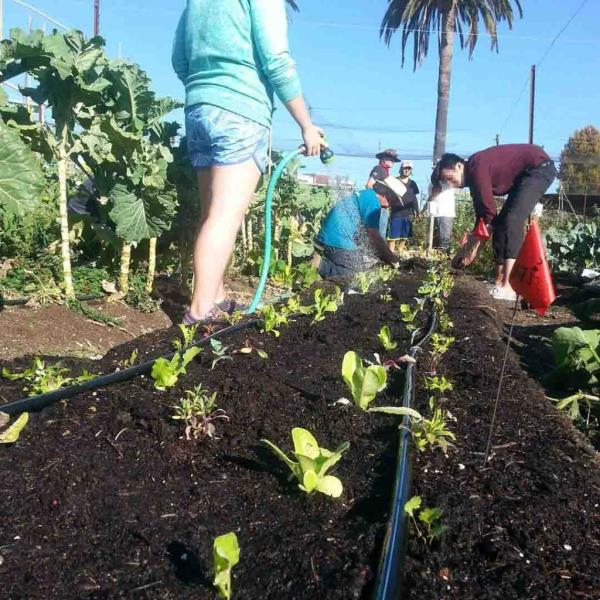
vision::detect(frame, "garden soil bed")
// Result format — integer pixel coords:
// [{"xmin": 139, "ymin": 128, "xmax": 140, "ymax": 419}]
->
[
  {"xmin": 0, "ymin": 272, "xmax": 425, "ymax": 599},
  {"xmin": 405, "ymin": 276, "xmax": 600, "ymax": 599}
]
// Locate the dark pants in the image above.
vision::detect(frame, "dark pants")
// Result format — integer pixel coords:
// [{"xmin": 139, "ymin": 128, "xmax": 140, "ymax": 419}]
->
[
  {"xmin": 434, "ymin": 217, "xmax": 454, "ymax": 250},
  {"xmin": 492, "ymin": 161, "xmax": 556, "ymax": 263},
  {"xmin": 318, "ymin": 245, "xmax": 365, "ymax": 278}
]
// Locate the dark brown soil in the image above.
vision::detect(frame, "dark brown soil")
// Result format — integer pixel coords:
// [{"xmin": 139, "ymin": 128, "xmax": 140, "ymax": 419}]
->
[
  {"xmin": 0, "ymin": 301, "xmax": 171, "ymax": 361},
  {"xmin": 405, "ymin": 276, "xmax": 600, "ymax": 599},
  {"xmin": 0, "ymin": 273, "xmax": 425, "ymax": 600}
]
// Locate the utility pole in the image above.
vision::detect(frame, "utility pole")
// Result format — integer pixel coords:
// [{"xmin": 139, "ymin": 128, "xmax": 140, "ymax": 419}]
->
[
  {"xmin": 495, "ymin": 134, "xmax": 500, "ymax": 146},
  {"xmin": 528, "ymin": 64, "xmax": 536, "ymax": 144},
  {"xmin": 93, "ymin": 0, "xmax": 99, "ymax": 36}
]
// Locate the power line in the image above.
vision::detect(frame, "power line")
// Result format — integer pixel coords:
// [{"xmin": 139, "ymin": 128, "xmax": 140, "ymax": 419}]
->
[
  {"xmin": 8, "ymin": 0, "xmax": 69, "ymax": 30},
  {"xmin": 292, "ymin": 18, "xmax": 600, "ymax": 45},
  {"xmin": 498, "ymin": 0, "xmax": 590, "ymax": 136}
]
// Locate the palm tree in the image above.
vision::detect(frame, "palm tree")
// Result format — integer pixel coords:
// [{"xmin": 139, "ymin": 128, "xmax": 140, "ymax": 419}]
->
[{"xmin": 381, "ymin": 0, "xmax": 522, "ymax": 162}]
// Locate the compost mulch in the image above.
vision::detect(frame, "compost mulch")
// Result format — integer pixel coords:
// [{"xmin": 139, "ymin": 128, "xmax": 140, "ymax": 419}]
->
[
  {"xmin": 0, "ymin": 273, "xmax": 425, "ymax": 600},
  {"xmin": 405, "ymin": 276, "xmax": 600, "ymax": 599}
]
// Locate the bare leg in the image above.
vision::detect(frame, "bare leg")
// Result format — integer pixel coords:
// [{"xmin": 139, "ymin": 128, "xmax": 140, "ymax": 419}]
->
[
  {"xmin": 502, "ymin": 258, "xmax": 516, "ymax": 288},
  {"xmin": 190, "ymin": 160, "xmax": 261, "ymax": 319},
  {"xmin": 493, "ymin": 263, "xmax": 503, "ymax": 286},
  {"xmin": 387, "ymin": 240, "xmax": 396, "ymax": 253}
]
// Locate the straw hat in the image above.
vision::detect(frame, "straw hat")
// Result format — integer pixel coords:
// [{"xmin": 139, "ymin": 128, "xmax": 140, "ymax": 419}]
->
[{"xmin": 375, "ymin": 176, "xmax": 407, "ymax": 202}]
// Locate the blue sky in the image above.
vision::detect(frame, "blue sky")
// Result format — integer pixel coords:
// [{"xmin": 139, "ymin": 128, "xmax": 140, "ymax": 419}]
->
[{"xmin": 3, "ymin": 0, "xmax": 599, "ymax": 192}]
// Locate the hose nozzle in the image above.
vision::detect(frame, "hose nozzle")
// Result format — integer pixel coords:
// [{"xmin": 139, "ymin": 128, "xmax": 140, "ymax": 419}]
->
[{"xmin": 320, "ymin": 146, "xmax": 335, "ymax": 165}]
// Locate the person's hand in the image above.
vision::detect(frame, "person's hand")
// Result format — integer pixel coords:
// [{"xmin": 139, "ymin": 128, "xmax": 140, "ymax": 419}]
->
[
  {"xmin": 300, "ymin": 124, "xmax": 325, "ymax": 157},
  {"xmin": 451, "ymin": 234, "xmax": 483, "ymax": 269}
]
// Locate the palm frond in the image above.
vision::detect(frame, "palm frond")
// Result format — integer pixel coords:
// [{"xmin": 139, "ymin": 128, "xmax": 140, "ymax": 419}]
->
[{"xmin": 380, "ymin": 0, "xmax": 523, "ymax": 69}]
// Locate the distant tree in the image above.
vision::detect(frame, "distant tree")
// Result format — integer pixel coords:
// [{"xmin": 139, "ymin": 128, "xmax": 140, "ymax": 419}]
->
[
  {"xmin": 380, "ymin": 0, "xmax": 522, "ymax": 162},
  {"xmin": 559, "ymin": 125, "xmax": 600, "ymax": 195}
]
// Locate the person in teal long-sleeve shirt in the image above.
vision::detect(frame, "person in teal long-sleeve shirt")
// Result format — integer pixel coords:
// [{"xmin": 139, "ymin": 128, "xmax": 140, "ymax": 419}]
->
[{"xmin": 172, "ymin": 0, "xmax": 324, "ymax": 324}]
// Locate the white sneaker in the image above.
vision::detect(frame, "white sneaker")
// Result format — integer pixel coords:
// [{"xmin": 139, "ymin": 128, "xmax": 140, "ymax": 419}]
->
[{"xmin": 490, "ymin": 286, "xmax": 517, "ymax": 301}]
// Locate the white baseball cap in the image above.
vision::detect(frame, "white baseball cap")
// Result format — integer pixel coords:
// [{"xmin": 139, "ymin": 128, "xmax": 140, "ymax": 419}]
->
[{"xmin": 401, "ymin": 160, "xmax": 414, "ymax": 169}]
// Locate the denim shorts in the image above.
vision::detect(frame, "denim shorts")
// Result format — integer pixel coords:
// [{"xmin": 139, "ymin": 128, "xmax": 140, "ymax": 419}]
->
[{"xmin": 185, "ymin": 104, "xmax": 270, "ymax": 173}]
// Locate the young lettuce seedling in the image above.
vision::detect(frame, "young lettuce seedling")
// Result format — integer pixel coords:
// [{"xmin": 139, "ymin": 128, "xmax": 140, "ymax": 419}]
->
[
  {"xmin": 283, "ymin": 294, "xmax": 312, "ymax": 316},
  {"xmin": 311, "ymin": 287, "xmax": 342, "ymax": 324},
  {"xmin": 151, "ymin": 347, "xmax": 202, "ymax": 390},
  {"xmin": 342, "ymin": 351, "xmax": 388, "ymax": 410},
  {"xmin": 2, "ymin": 357, "xmax": 93, "ymax": 396},
  {"xmin": 213, "ymin": 532, "xmax": 240, "ymax": 600},
  {"xmin": 172, "ymin": 323, "xmax": 199, "ymax": 351},
  {"xmin": 354, "ymin": 271, "xmax": 373, "ymax": 294},
  {"xmin": 261, "ymin": 304, "xmax": 288, "ymax": 337},
  {"xmin": 429, "ymin": 333, "xmax": 456, "ymax": 370},
  {"xmin": 423, "ymin": 375, "xmax": 453, "ymax": 394},
  {"xmin": 378, "ymin": 325, "xmax": 398, "ymax": 352},
  {"xmin": 261, "ymin": 427, "xmax": 349, "ymax": 498}
]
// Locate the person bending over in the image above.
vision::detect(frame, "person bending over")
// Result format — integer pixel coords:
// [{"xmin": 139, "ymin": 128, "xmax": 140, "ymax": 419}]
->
[
  {"xmin": 315, "ymin": 177, "xmax": 405, "ymax": 278},
  {"xmin": 172, "ymin": 0, "xmax": 324, "ymax": 324},
  {"xmin": 433, "ymin": 144, "xmax": 556, "ymax": 301}
]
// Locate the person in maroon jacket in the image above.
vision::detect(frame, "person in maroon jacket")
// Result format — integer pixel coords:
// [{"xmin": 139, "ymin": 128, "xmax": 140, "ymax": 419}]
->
[{"xmin": 434, "ymin": 144, "xmax": 557, "ymax": 301}]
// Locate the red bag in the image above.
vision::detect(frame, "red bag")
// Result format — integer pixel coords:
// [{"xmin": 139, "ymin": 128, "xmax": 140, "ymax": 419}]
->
[{"xmin": 509, "ymin": 222, "xmax": 556, "ymax": 316}]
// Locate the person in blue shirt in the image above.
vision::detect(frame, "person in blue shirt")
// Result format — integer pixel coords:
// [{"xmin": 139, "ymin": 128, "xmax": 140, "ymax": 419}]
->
[
  {"xmin": 316, "ymin": 177, "xmax": 404, "ymax": 278},
  {"xmin": 172, "ymin": 0, "xmax": 324, "ymax": 325}
]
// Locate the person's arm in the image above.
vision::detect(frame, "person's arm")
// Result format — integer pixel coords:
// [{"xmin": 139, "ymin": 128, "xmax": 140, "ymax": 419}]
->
[
  {"xmin": 249, "ymin": 0, "xmax": 321, "ymax": 155},
  {"xmin": 365, "ymin": 177, "xmax": 376, "ymax": 189},
  {"xmin": 171, "ymin": 11, "xmax": 189, "ymax": 84},
  {"xmin": 367, "ymin": 228, "xmax": 398, "ymax": 264}
]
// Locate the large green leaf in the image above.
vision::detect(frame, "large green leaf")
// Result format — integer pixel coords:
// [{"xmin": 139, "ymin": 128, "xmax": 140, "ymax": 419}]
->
[
  {"xmin": 0, "ymin": 120, "xmax": 44, "ymax": 219},
  {"xmin": 109, "ymin": 183, "xmax": 170, "ymax": 243}
]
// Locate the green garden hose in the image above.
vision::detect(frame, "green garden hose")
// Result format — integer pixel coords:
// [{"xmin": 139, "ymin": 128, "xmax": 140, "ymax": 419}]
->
[{"xmin": 246, "ymin": 144, "xmax": 334, "ymax": 315}]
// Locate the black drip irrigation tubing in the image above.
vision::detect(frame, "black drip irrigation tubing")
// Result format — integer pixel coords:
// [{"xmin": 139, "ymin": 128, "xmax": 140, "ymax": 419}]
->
[
  {"xmin": 0, "ymin": 319, "xmax": 260, "ymax": 416},
  {"xmin": 373, "ymin": 307, "xmax": 439, "ymax": 600},
  {"xmin": 0, "ymin": 293, "xmax": 102, "ymax": 307}
]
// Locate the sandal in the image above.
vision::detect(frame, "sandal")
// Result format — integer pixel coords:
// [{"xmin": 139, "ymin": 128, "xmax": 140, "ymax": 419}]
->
[
  {"xmin": 215, "ymin": 298, "xmax": 248, "ymax": 314},
  {"xmin": 182, "ymin": 305, "xmax": 221, "ymax": 326}
]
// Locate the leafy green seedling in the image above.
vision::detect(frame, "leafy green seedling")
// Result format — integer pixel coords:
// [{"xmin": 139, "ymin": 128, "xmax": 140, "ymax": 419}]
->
[
  {"xmin": 375, "ymin": 265, "xmax": 397, "ymax": 283},
  {"xmin": 120, "ymin": 349, "xmax": 138, "ymax": 369},
  {"xmin": 2, "ymin": 357, "xmax": 93, "ymax": 396},
  {"xmin": 371, "ymin": 397, "xmax": 455, "ymax": 455},
  {"xmin": 424, "ymin": 376, "xmax": 453, "ymax": 394},
  {"xmin": 236, "ymin": 338, "xmax": 268, "ymax": 360},
  {"xmin": 213, "ymin": 532, "xmax": 240, "ymax": 599},
  {"xmin": 172, "ymin": 385, "xmax": 228, "ymax": 440},
  {"xmin": 550, "ymin": 391, "xmax": 599, "ymax": 425},
  {"xmin": 151, "ymin": 347, "xmax": 202, "ymax": 390},
  {"xmin": 210, "ymin": 339, "xmax": 233, "ymax": 370},
  {"xmin": 172, "ymin": 323, "xmax": 199, "ymax": 351},
  {"xmin": 261, "ymin": 427, "xmax": 349, "ymax": 498},
  {"xmin": 438, "ymin": 310, "xmax": 454, "ymax": 333},
  {"xmin": 283, "ymin": 295, "xmax": 312, "ymax": 316},
  {"xmin": 405, "ymin": 495, "xmax": 448, "ymax": 545},
  {"xmin": 223, "ymin": 310, "xmax": 245, "ymax": 326},
  {"xmin": 412, "ymin": 397, "xmax": 456, "ymax": 454},
  {"xmin": 342, "ymin": 351, "xmax": 387, "ymax": 410},
  {"xmin": 429, "ymin": 334, "xmax": 455, "ymax": 369},
  {"xmin": 379, "ymin": 291, "xmax": 393, "ymax": 303},
  {"xmin": 261, "ymin": 304, "xmax": 288, "ymax": 337},
  {"xmin": 311, "ymin": 288, "xmax": 342, "ymax": 324},
  {"xmin": 378, "ymin": 325, "xmax": 398, "ymax": 352},
  {"xmin": 354, "ymin": 271, "xmax": 373, "ymax": 294},
  {"xmin": 0, "ymin": 412, "xmax": 29, "ymax": 444}
]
